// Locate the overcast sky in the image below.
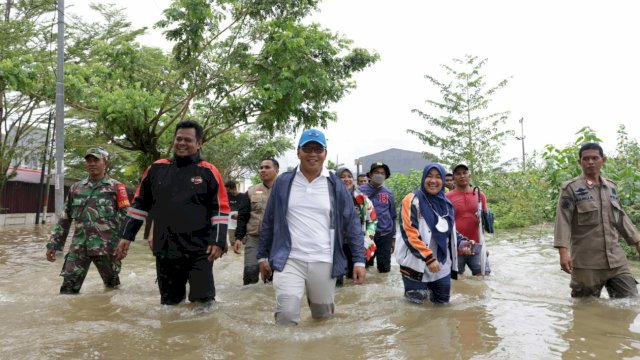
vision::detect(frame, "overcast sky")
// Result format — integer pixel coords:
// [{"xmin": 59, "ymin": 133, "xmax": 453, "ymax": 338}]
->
[{"xmin": 68, "ymin": 0, "xmax": 640, "ymax": 173}]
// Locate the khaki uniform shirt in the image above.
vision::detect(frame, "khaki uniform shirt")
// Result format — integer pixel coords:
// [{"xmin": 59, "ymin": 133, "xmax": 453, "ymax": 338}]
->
[
  {"xmin": 553, "ymin": 175, "xmax": 640, "ymax": 269},
  {"xmin": 246, "ymin": 183, "xmax": 271, "ymax": 236}
]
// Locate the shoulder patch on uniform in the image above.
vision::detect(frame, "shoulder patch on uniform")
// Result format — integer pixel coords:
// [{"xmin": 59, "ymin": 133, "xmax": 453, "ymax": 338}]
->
[
  {"xmin": 115, "ymin": 183, "xmax": 130, "ymax": 209},
  {"xmin": 561, "ymin": 195, "xmax": 572, "ymax": 209}
]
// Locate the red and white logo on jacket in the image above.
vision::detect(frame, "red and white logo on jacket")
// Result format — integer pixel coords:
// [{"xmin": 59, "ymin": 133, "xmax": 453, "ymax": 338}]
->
[{"xmin": 191, "ymin": 176, "xmax": 203, "ymax": 185}]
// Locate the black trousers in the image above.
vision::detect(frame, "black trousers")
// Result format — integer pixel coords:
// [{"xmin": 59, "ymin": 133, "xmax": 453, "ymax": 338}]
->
[
  {"xmin": 155, "ymin": 252, "xmax": 215, "ymax": 305},
  {"xmin": 366, "ymin": 232, "xmax": 394, "ymax": 273}
]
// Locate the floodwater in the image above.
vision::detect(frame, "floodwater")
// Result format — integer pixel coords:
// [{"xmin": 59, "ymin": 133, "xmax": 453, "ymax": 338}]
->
[{"xmin": 0, "ymin": 224, "xmax": 639, "ymax": 360}]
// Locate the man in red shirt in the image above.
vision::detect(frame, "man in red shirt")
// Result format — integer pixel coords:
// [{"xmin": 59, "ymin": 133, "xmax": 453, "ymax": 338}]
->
[{"xmin": 445, "ymin": 164, "xmax": 491, "ymax": 275}]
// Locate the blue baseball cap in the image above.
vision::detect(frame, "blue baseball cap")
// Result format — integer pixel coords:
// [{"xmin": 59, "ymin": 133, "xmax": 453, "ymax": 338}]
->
[{"xmin": 298, "ymin": 129, "xmax": 327, "ymax": 148}]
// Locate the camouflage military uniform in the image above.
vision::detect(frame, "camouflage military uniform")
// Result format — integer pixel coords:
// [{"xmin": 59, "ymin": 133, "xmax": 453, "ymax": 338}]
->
[{"xmin": 47, "ymin": 176, "xmax": 130, "ymax": 293}]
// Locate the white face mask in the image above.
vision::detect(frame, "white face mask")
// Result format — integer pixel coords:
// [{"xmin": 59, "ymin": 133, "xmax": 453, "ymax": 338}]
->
[{"xmin": 371, "ymin": 173, "xmax": 386, "ymax": 185}]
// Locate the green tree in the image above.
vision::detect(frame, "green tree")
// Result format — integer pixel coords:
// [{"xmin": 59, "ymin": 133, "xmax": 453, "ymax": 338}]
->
[
  {"xmin": 408, "ymin": 55, "xmax": 513, "ymax": 182},
  {"xmin": 541, "ymin": 126, "xmax": 602, "ymax": 217},
  {"xmin": 200, "ymin": 126, "xmax": 292, "ymax": 181},
  {"xmin": 0, "ymin": 0, "xmax": 56, "ymax": 207},
  {"xmin": 385, "ymin": 169, "xmax": 422, "ymax": 214},
  {"xmin": 62, "ymin": 120, "xmax": 140, "ymax": 185},
  {"xmin": 63, "ymin": 1, "xmax": 379, "ymax": 170},
  {"xmin": 325, "ymin": 159, "xmax": 344, "ymax": 171}
]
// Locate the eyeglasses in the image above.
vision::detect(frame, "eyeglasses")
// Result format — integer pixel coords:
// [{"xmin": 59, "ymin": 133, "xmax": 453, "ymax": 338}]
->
[{"xmin": 300, "ymin": 146, "xmax": 325, "ymax": 154}]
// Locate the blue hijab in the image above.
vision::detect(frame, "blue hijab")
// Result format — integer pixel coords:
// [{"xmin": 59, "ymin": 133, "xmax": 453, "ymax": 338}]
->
[{"xmin": 416, "ymin": 163, "xmax": 454, "ymax": 263}]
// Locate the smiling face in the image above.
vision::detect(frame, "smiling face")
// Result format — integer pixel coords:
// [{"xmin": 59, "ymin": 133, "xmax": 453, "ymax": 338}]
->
[
  {"xmin": 339, "ymin": 170, "xmax": 354, "ymax": 190},
  {"xmin": 172, "ymin": 128, "xmax": 201, "ymax": 158},
  {"xmin": 297, "ymin": 141, "xmax": 326, "ymax": 178},
  {"xmin": 423, "ymin": 167, "xmax": 443, "ymax": 195}
]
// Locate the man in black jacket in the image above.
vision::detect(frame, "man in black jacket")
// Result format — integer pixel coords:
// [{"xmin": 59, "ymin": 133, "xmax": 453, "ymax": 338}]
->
[{"xmin": 116, "ymin": 120, "xmax": 230, "ymax": 305}]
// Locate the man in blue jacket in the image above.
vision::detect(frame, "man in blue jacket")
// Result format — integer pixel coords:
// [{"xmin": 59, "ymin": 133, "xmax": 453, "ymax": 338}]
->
[
  {"xmin": 360, "ymin": 161, "xmax": 397, "ymax": 273},
  {"xmin": 257, "ymin": 128, "xmax": 366, "ymax": 325}
]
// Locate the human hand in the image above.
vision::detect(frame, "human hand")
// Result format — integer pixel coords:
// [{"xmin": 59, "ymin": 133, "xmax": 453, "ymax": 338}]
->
[
  {"xmin": 259, "ymin": 261, "xmax": 273, "ymax": 283},
  {"xmin": 114, "ymin": 239, "xmax": 132, "ymax": 260},
  {"xmin": 426, "ymin": 260, "xmax": 441, "ymax": 273},
  {"xmin": 559, "ymin": 248, "xmax": 572, "ymax": 274},
  {"xmin": 207, "ymin": 245, "xmax": 223, "ymax": 262},
  {"xmin": 352, "ymin": 266, "xmax": 366, "ymax": 285},
  {"xmin": 46, "ymin": 248, "xmax": 57, "ymax": 262},
  {"xmin": 232, "ymin": 239, "xmax": 242, "ymax": 254}
]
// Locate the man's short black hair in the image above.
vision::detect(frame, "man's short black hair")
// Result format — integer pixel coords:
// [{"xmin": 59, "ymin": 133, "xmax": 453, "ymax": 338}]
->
[
  {"xmin": 578, "ymin": 142, "xmax": 604, "ymax": 158},
  {"xmin": 262, "ymin": 158, "xmax": 279, "ymax": 170},
  {"xmin": 175, "ymin": 120, "xmax": 204, "ymax": 141},
  {"xmin": 357, "ymin": 173, "xmax": 367, "ymax": 178},
  {"xmin": 445, "ymin": 173, "xmax": 453, "ymax": 177},
  {"xmin": 224, "ymin": 180, "xmax": 236, "ymax": 189}
]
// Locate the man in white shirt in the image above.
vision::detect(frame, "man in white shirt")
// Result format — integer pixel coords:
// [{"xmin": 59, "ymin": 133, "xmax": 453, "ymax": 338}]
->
[{"xmin": 257, "ymin": 129, "xmax": 366, "ymax": 325}]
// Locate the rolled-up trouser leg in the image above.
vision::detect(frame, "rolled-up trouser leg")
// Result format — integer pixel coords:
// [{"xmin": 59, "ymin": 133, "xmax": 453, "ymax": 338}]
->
[{"xmin": 243, "ymin": 235, "xmax": 260, "ymax": 285}]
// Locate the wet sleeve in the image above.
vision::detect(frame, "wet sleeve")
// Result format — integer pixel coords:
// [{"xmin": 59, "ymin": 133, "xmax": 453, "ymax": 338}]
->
[
  {"xmin": 234, "ymin": 192, "xmax": 251, "ymax": 240},
  {"xmin": 46, "ymin": 184, "xmax": 75, "ymax": 250},
  {"xmin": 553, "ymin": 186, "xmax": 574, "ymax": 249}
]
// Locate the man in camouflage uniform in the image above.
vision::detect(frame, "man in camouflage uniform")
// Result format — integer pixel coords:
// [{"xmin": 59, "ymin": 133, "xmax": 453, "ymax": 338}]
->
[{"xmin": 45, "ymin": 148, "xmax": 130, "ymax": 294}]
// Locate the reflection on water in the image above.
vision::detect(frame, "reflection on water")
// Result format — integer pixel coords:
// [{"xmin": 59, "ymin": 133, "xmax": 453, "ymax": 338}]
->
[{"xmin": 0, "ymin": 224, "xmax": 639, "ymax": 359}]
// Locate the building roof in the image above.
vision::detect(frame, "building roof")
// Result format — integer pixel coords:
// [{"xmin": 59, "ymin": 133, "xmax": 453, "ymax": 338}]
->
[
  {"xmin": 7, "ymin": 167, "xmax": 43, "ymax": 184},
  {"xmin": 358, "ymin": 148, "xmax": 434, "ymax": 176}
]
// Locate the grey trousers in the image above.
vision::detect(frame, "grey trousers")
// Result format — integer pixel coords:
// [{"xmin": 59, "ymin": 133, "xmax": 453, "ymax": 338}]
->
[{"xmin": 272, "ymin": 258, "xmax": 336, "ymax": 325}]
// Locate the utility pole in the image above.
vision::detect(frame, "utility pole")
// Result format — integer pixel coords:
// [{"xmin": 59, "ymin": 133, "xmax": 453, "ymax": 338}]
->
[
  {"xmin": 515, "ymin": 117, "xmax": 525, "ymax": 171},
  {"xmin": 54, "ymin": 0, "xmax": 65, "ymax": 217},
  {"xmin": 35, "ymin": 112, "xmax": 53, "ymax": 224}
]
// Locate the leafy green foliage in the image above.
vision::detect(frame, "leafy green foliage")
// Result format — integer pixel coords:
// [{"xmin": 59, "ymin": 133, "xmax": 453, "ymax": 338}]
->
[
  {"xmin": 63, "ymin": 1, "xmax": 378, "ymax": 172},
  {"xmin": 0, "ymin": 0, "xmax": 56, "ymax": 206},
  {"xmin": 385, "ymin": 169, "xmax": 422, "ymax": 213},
  {"xmin": 408, "ymin": 55, "xmax": 513, "ymax": 182},
  {"xmin": 199, "ymin": 126, "xmax": 292, "ymax": 181}
]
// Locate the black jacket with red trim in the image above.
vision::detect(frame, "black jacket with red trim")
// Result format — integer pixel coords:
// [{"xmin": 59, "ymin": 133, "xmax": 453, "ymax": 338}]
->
[{"xmin": 119, "ymin": 153, "xmax": 230, "ymax": 254}]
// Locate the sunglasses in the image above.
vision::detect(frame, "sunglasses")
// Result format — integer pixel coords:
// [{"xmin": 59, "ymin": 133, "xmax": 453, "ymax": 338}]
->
[{"xmin": 300, "ymin": 146, "xmax": 325, "ymax": 154}]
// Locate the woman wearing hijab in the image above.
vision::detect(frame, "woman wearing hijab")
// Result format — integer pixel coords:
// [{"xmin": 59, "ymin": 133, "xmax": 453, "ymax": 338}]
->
[
  {"xmin": 335, "ymin": 167, "xmax": 377, "ymax": 286},
  {"xmin": 395, "ymin": 163, "xmax": 458, "ymax": 304}
]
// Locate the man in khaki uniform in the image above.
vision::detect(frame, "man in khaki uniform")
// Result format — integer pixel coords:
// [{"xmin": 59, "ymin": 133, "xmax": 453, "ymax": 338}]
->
[
  {"xmin": 233, "ymin": 158, "xmax": 279, "ymax": 285},
  {"xmin": 554, "ymin": 142, "xmax": 640, "ymax": 298}
]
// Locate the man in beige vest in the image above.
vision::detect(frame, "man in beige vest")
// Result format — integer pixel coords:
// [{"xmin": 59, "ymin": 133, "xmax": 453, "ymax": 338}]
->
[{"xmin": 233, "ymin": 158, "xmax": 279, "ymax": 284}]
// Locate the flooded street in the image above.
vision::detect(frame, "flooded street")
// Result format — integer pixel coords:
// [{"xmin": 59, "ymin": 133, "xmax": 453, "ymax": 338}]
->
[{"xmin": 1, "ymin": 224, "xmax": 639, "ymax": 359}]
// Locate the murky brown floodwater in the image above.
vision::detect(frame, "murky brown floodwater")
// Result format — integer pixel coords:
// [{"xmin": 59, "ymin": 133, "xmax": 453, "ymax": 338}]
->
[{"xmin": 0, "ymin": 223, "xmax": 639, "ymax": 359}]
